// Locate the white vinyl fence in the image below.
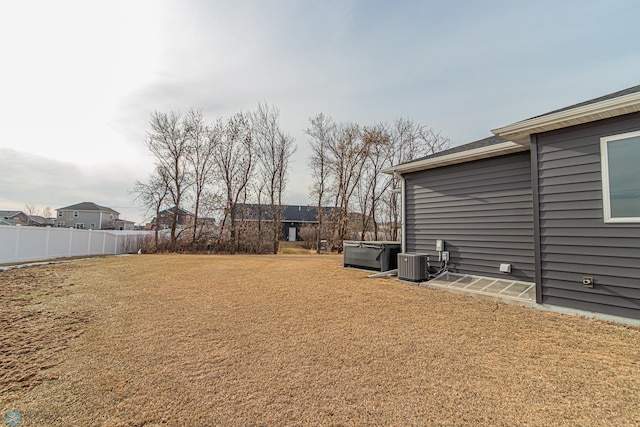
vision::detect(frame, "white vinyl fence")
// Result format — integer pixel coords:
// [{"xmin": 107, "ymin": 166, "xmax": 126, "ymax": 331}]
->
[{"xmin": 0, "ymin": 225, "xmax": 153, "ymax": 264}]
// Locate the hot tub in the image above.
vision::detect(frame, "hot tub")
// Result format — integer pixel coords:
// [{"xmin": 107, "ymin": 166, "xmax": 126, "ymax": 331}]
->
[{"xmin": 343, "ymin": 241, "xmax": 402, "ymax": 272}]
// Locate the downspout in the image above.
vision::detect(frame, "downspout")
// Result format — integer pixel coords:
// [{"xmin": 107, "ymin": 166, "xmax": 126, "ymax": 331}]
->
[
  {"xmin": 530, "ymin": 135, "xmax": 543, "ymax": 304},
  {"xmin": 394, "ymin": 171, "xmax": 406, "ymax": 254}
]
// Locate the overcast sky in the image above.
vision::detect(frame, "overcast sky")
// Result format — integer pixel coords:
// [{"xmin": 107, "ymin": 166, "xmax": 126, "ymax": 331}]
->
[{"xmin": 1, "ymin": 0, "xmax": 639, "ymax": 224}]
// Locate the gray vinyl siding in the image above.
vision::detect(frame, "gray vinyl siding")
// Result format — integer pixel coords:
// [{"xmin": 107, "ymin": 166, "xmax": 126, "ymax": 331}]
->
[
  {"xmin": 536, "ymin": 112, "xmax": 640, "ymax": 319},
  {"xmin": 58, "ymin": 210, "xmax": 114, "ymax": 229},
  {"xmin": 404, "ymin": 152, "xmax": 534, "ymax": 281}
]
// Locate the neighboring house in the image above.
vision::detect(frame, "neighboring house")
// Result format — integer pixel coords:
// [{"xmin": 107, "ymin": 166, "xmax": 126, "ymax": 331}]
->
[
  {"xmin": 113, "ymin": 219, "xmax": 136, "ymax": 231},
  {"xmin": 384, "ymin": 84, "xmax": 640, "ymax": 321},
  {"xmin": 28, "ymin": 215, "xmax": 55, "ymax": 226},
  {"xmin": 238, "ymin": 204, "xmax": 335, "ymax": 241},
  {"xmin": 0, "ymin": 218, "xmax": 21, "ymax": 226},
  {"xmin": 56, "ymin": 202, "xmax": 133, "ymax": 230},
  {"xmin": 0, "ymin": 210, "xmax": 29, "ymax": 226},
  {"xmin": 281, "ymin": 205, "xmax": 336, "ymax": 242},
  {"xmin": 0, "ymin": 211, "xmax": 56, "ymax": 227},
  {"xmin": 152, "ymin": 207, "xmax": 196, "ymax": 230}
]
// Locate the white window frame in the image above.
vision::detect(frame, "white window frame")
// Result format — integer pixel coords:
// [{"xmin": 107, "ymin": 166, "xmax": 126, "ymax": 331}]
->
[
  {"xmin": 600, "ymin": 130, "xmax": 640, "ymax": 223},
  {"xmin": 73, "ymin": 211, "xmax": 79, "ymax": 217},
  {"xmin": 75, "ymin": 223, "xmax": 85, "ymax": 229}
]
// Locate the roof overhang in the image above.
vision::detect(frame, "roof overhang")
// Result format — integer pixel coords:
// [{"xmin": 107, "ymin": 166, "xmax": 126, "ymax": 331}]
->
[
  {"xmin": 492, "ymin": 91, "xmax": 640, "ymax": 144},
  {"xmin": 382, "ymin": 141, "xmax": 528, "ymax": 175}
]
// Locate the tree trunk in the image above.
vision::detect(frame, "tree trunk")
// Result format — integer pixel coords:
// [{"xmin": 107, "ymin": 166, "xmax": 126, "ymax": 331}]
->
[{"xmin": 154, "ymin": 205, "xmax": 161, "ymax": 252}]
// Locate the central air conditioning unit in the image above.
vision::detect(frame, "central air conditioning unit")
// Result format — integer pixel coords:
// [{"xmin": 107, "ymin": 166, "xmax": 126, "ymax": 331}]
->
[{"xmin": 398, "ymin": 253, "xmax": 428, "ymax": 282}]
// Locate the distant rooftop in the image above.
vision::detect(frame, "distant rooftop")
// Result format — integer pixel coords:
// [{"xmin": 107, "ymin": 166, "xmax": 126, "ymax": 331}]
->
[
  {"xmin": 0, "ymin": 210, "xmax": 24, "ymax": 218},
  {"xmin": 239, "ymin": 204, "xmax": 335, "ymax": 223},
  {"xmin": 57, "ymin": 202, "xmax": 119, "ymax": 215}
]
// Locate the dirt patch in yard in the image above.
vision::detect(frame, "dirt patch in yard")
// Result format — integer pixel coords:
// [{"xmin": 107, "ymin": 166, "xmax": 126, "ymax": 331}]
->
[
  {"xmin": 0, "ymin": 265, "xmax": 89, "ymax": 399},
  {"xmin": 1, "ymin": 254, "xmax": 639, "ymax": 426}
]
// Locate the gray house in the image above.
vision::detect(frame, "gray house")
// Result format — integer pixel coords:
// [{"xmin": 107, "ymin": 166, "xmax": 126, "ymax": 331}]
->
[
  {"xmin": 27, "ymin": 215, "xmax": 55, "ymax": 226},
  {"xmin": 0, "ymin": 210, "xmax": 30, "ymax": 226},
  {"xmin": 0, "ymin": 211, "xmax": 55, "ymax": 226},
  {"xmin": 385, "ymin": 84, "xmax": 640, "ymax": 321},
  {"xmin": 56, "ymin": 202, "xmax": 135, "ymax": 230}
]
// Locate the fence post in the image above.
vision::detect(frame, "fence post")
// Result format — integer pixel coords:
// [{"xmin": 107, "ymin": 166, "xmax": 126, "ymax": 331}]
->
[
  {"xmin": 101, "ymin": 231, "xmax": 106, "ymax": 255},
  {"xmin": 68, "ymin": 227, "xmax": 73, "ymax": 257},
  {"xmin": 45, "ymin": 226, "xmax": 51, "ymax": 259},
  {"xmin": 88, "ymin": 229, "xmax": 92, "ymax": 254},
  {"xmin": 114, "ymin": 234, "xmax": 118, "ymax": 254},
  {"xmin": 14, "ymin": 226, "xmax": 20, "ymax": 262}
]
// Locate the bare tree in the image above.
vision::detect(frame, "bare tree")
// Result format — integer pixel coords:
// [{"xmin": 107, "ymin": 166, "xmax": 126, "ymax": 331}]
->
[
  {"xmin": 24, "ymin": 204, "xmax": 38, "ymax": 215},
  {"xmin": 389, "ymin": 117, "xmax": 450, "ymax": 166},
  {"xmin": 184, "ymin": 110, "xmax": 218, "ymax": 248},
  {"xmin": 253, "ymin": 181, "xmax": 266, "ymax": 253},
  {"xmin": 357, "ymin": 123, "xmax": 392, "ymax": 240},
  {"xmin": 146, "ymin": 111, "xmax": 191, "ymax": 251},
  {"xmin": 194, "ymin": 190, "xmax": 223, "ymax": 251},
  {"xmin": 42, "ymin": 206, "xmax": 52, "ymax": 218},
  {"xmin": 328, "ymin": 122, "xmax": 368, "ymax": 247},
  {"xmin": 383, "ymin": 117, "xmax": 451, "ymax": 240},
  {"xmin": 252, "ymin": 103, "xmax": 297, "ymax": 254},
  {"xmin": 133, "ymin": 166, "xmax": 170, "ymax": 252},
  {"xmin": 305, "ymin": 113, "xmax": 335, "ymax": 253},
  {"xmin": 305, "ymin": 114, "xmax": 450, "ymax": 247},
  {"xmin": 214, "ymin": 113, "xmax": 254, "ymax": 254}
]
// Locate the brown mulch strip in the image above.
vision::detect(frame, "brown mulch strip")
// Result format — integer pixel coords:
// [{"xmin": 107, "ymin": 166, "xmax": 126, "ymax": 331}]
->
[{"xmin": 1, "ymin": 254, "xmax": 639, "ymax": 426}]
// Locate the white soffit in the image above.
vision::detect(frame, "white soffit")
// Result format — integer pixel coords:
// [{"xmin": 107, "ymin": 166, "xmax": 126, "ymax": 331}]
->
[
  {"xmin": 492, "ymin": 91, "xmax": 640, "ymax": 144},
  {"xmin": 382, "ymin": 141, "xmax": 528, "ymax": 175}
]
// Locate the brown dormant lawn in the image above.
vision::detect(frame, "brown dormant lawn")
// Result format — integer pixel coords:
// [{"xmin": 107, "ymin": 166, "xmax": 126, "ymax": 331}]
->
[{"xmin": 1, "ymin": 254, "xmax": 639, "ymax": 426}]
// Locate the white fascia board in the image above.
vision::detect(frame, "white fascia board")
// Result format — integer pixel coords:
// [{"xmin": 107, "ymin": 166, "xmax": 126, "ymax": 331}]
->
[
  {"xmin": 381, "ymin": 141, "xmax": 528, "ymax": 175},
  {"xmin": 492, "ymin": 92, "xmax": 640, "ymax": 144}
]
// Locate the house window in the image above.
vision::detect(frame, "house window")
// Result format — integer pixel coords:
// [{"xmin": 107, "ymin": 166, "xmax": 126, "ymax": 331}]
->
[
  {"xmin": 75, "ymin": 223, "xmax": 85, "ymax": 229},
  {"xmin": 601, "ymin": 130, "xmax": 640, "ymax": 223},
  {"xmin": 90, "ymin": 223, "xmax": 96, "ymax": 229},
  {"xmin": 58, "ymin": 211, "xmax": 63, "ymax": 217},
  {"xmin": 73, "ymin": 211, "xmax": 79, "ymax": 217}
]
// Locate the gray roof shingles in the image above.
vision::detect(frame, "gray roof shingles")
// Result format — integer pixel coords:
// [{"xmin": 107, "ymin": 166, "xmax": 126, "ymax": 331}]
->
[
  {"xmin": 0, "ymin": 210, "xmax": 23, "ymax": 218},
  {"xmin": 58, "ymin": 202, "xmax": 119, "ymax": 214},
  {"xmin": 239, "ymin": 204, "xmax": 334, "ymax": 223},
  {"xmin": 527, "ymin": 84, "xmax": 640, "ymax": 120},
  {"xmin": 396, "ymin": 135, "xmax": 509, "ymax": 166},
  {"xmin": 398, "ymin": 84, "xmax": 640, "ymax": 165}
]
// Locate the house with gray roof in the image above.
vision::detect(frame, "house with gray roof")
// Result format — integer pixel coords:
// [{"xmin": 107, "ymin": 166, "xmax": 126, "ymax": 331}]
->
[
  {"xmin": 56, "ymin": 202, "xmax": 135, "ymax": 230},
  {"xmin": 384, "ymin": 84, "xmax": 640, "ymax": 322},
  {"xmin": 0, "ymin": 210, "xmax": 56, "ymax": 226},
  {"xmin": 238, "ymin": 204, "xmax": 335, "ymax": 241},
  {"xmin": 0, "ymin": 210, "xmax": 29, "ymax": 226},
  {"xmin": 27, "ymin": 215, "xmax": 54, "ymax": 227}
]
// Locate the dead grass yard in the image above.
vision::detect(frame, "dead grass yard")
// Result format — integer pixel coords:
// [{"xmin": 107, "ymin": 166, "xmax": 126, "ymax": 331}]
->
[{"xmin": 1, "ymin": 254, "xmax": 639, "ymax": 426}]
